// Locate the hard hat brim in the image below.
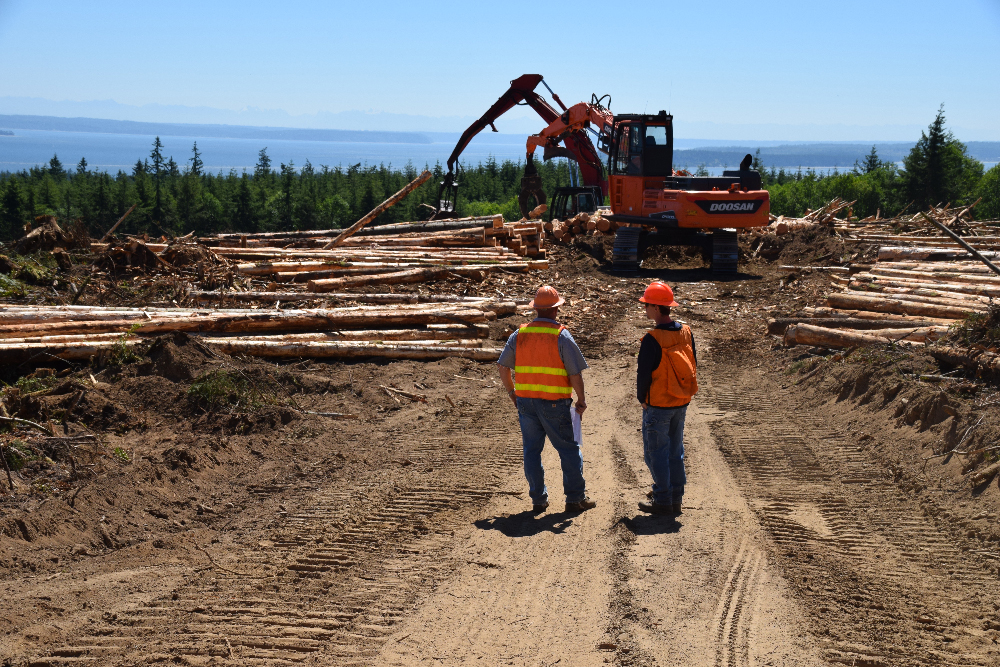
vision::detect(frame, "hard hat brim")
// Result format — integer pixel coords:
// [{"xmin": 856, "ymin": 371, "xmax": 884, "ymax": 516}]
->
[
  {"xmin": 639, "ymin": 295, "xmax": 680, "ymax": 307},
  {"xmin": 529, "ymin": 296, "xmax": 565, "ymax": 308}
]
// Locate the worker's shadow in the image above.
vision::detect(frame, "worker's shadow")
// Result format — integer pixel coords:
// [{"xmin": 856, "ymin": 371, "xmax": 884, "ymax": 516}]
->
[
  {"xmin": 474, "ymin": 511, "xmax": 575, "ymax": 537},
  {"xmin": 616, "ymin": 514, "xmax": 682, "ymax": 535}
]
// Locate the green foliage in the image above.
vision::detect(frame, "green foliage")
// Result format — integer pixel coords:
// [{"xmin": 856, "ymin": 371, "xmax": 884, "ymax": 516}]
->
[
  {"xmin": 0, "ymin": 274, "xmax": 26, "ymax": 297},
  {"xmin": 975, "ymin": 164, "xmax": 1000, "ymax": 220},
  {"xmin": 901, "ymin": 105, "xmax": 983, "ymax": 210},
  {"xmin": 0, "ymin": 142, "xmax": 578, "ymax": 241},
  {"xmin": 106, "ymin": 324, "xmax": 145, "ymax": 366},
  {"xmin": 948, "ymin": 303, "xmax": 1000, "ymax": 349},
  {"xmin": 188, "ymin": 368, "xmax": 272, "ymax": 413},
  {"xmin": 112, "ymin": 446, "xmax": 131, "ymax": 464},
  {"xmin": 3, "ymin": 439, "xmax": 41, "ymax": 471},
  {"xmin": 14, "ymin": 373, "xmax": 57, "ymax": 394}
]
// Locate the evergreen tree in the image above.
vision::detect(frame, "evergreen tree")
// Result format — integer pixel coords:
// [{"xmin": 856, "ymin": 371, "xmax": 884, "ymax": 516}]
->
[
  {"xmin": 902, "ymin": 105, "xmax": 984, "ymax": 209},
  {"xmin": 255, "ymin": 148, "xmax": 272, "ymax": 178},
  {"xmin": 76, "ymin": 156, "xmax": 88, "ymax": 174},
  {"xmin": 48, "ymin": 154, "xmax": 65, "ymax": 180},
  {"xmin": 0, "ymin": 180, "xmax": 25, "ymax": 238},
  {"xmin": 149, "ymin": 137, "xmax": 166, "ymax": 223},
  {"xmin": 189, "ymin": 142, "xmax": 204, "ymax": 177}
]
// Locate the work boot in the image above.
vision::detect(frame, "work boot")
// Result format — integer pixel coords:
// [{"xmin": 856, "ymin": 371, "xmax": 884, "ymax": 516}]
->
[
  {"xmin": 565, "ymin": 497, "xmax": 597, "ymax": 512},
  {"xmin": 637, "ymin": 500, "xmax": 674, "ymax": 515},
  {"xmin": 532, "ymin": 500, "xmax": 549, "ymax": 514},
  {"xmin": 672, "ymin": 502, "xmax": 683, "ymax": 515}
]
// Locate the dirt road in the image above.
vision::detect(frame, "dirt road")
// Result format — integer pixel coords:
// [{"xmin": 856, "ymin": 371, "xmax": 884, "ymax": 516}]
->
[{"xmin": 7, "ymin": 270, "xmax": 1000, "ymax": 666}]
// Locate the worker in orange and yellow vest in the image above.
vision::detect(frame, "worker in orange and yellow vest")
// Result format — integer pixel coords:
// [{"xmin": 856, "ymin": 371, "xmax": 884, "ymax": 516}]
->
[
  {"xmin": 636, "ymin": 281, "xmax": 698, "ymax": 516},
  {"xmin": 497, "ymin": 285, "xmax": 596, "ymax": 514}
]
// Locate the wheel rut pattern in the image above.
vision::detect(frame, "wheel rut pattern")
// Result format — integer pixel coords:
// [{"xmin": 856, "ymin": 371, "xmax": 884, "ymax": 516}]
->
[
  {"xmin": 28, "ymin": 413, "xmax": 523, "ymax": 666},
  {"xmin": 704, "ymin": 359, "xmax": 1000, "ymax": 667}
]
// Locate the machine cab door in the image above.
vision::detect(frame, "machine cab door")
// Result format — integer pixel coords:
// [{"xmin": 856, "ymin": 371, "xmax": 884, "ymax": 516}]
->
[{"xmin": 609, "ymin": 121, "xmax": 646, "ymax": 213}]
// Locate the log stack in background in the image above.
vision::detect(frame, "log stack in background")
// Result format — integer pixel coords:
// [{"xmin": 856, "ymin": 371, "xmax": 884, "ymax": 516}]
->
[{"xmin": 768, "ymin": 206, "xmax": 1000, "ymax": 350}]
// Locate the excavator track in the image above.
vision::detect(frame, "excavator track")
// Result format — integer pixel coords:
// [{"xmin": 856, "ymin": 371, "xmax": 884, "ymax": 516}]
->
[
  {"xmin": 711, "ymin": 229, "xmax": 739, "ymax": 275},
  {"xmin": 611, "ymin": 227, "xmax": 642, "ymax": 273}
]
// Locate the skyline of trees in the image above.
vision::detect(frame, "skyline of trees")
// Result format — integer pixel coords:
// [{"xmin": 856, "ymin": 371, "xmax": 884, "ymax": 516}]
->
[{"xmin": 0, "ymin": 108, "xmax": 997, "ymax": 242}]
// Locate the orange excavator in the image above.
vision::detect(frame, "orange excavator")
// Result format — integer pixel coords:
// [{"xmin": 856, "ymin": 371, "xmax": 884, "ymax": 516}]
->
[{"xmin": 433, "ymin": 74, "xmax": 770, "ymax": 273}]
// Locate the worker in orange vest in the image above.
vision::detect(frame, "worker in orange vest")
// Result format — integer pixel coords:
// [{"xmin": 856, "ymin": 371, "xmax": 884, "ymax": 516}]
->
[
  {"xmin": 497, "ymin": 285, "xmax": 596, "ymax": 514},
  {"xmin": 636, "ymin": 281, "xmax": 698, "ymax": 516}
]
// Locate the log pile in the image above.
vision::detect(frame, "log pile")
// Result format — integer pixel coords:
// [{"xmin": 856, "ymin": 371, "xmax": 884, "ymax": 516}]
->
[
  {"xmin": 548, "ymin": 211, "xmax": 621, "ymax": 242},
  {"xmin": 0, "ymin": 303, "xmax": 507, "ymax": 363},
  {"xmin": 768, "ymin": 207, "xmax": 1000, "ymax": 350}
]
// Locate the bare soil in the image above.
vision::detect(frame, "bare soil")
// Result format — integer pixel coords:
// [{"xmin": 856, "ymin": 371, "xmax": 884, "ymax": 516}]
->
[{"xmin": 3, "ymin": 232, "xmax": 1000, "ymax": 666}]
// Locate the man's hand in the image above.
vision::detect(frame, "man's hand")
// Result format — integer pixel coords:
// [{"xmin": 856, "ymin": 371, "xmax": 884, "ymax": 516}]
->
[
  {"xmin": 498, "ymin": 365, "xmax": 517, "ymax": 407},
  {"xmin": 575, "ymin": 401, "xmax": 587, "ymax": 416}
]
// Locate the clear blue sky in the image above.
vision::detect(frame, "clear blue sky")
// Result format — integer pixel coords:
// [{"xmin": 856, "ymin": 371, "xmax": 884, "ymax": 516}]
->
[{"xmin": 1, "ymin": 0, "xmax": 998, "ymax": 140}]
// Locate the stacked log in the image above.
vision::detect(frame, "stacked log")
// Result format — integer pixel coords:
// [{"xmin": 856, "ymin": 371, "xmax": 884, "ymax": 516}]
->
[
  {"xmin": 549, "ymin": 211, "xmax": 619, "ymax": 242},
  {"xmin": 0, "ymin": 304, "xmax": 505, "ymax": 363}
]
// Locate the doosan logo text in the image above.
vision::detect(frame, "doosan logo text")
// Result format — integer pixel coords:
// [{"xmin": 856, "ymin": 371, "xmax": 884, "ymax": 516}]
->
[
  {"xmin": 709, "ymin": 202, "xmax": 755, "ymax": 212},
  {"xmin": 696, "ymin": 200, "xmax": 763, "ymax": 214}
]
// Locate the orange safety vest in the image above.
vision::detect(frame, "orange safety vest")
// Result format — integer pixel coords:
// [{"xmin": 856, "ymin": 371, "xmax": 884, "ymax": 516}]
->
[
  {"xmin": 513, "ymin": 320, "xmax": 573, "ymax": 400},
  {"xmin": 646, "ymin": 325, "xmax": 698, "ymax": 408}
]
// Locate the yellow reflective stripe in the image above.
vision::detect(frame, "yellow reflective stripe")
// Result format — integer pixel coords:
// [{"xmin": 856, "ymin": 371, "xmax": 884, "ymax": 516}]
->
[
  {"xmin": 514, "ymin": 365, "xmax": 568, "ymax": 376},
  {"xmin": 519, "ymin": 326, "xmax": 562, "ymax": 335},
  {"xmin": 514, "ymin": 383, "xmax": 573, "ymax": 394}
]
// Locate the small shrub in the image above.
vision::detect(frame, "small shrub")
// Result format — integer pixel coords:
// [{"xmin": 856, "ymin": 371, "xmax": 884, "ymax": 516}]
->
[
  {"xmin": 188, "ymin": 368, "xmax": 272, "ymax": 413},
  {"xmin": 0, "ymin": 274, "xmax": 26, "ymax": 298},
  {"xmin": 14, "ymin": 374, "xmax": 57, "ymax": 394},
  {"xmin": 949, "ymin": 303, "xmax": 1000, "ymax": 349},
  {"xmin": 112, "ymin": 446, "xmax": 131, "ymax": 464},
  {"xmin": 2, "ymin": 439, "xmax": 37, "ymax": 471}
]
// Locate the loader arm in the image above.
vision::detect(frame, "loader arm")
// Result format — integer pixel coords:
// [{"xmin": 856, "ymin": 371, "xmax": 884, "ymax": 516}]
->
[{"xmin": 432, "ymin": 74, "xmax": 608, "ymax": 219}]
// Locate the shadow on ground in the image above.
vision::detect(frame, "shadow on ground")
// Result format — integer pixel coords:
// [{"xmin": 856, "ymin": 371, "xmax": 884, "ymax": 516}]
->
[{"xmin": 474, "ymin": 510, "xmax": 578, "ymax": 537}]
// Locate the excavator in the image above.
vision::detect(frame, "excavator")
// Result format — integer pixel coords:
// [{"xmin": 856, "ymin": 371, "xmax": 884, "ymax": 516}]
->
[{"xmin": 432, "ymin": 74, "xmax": 770, "ymax": 273}]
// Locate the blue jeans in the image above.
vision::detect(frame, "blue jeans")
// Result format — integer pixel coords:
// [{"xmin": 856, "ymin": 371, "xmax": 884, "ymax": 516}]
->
[
  {"xmin": 642, "ymin": 404, "xmax": 687, "ymax": 506},
  {"xmin": 516, "ymin": 397, "xmax": 587, "ymax": 504}
]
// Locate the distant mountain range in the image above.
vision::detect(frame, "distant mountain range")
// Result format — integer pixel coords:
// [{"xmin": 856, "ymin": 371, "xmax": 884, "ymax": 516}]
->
[{"xmin": 0, "ymin": 114, "xmax": 432, "ymax": 144}]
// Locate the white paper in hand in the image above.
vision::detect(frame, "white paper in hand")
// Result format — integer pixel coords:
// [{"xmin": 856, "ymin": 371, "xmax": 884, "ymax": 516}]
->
[{"xmin": 571, "ymin": 407, "xmax": 583, "ymax": 446}]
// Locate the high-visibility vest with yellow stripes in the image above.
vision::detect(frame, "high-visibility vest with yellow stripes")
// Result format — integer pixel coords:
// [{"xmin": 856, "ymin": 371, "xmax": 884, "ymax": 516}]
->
[{"xmin": 513, "ymin": 320, "xmax": 573, "ymax": 400}]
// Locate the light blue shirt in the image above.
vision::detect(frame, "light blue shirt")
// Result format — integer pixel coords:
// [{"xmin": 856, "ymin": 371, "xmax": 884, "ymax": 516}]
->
[{"xmin": 496, "ymin": 318, "xmax": 589, "ymax": 376}]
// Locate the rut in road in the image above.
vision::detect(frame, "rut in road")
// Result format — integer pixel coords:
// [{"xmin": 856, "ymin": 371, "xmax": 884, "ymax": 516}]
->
[
  {"xmin": 705, "ymin": 350, "xmax": 1000, "ymax": 667},
  {"xmin": 28, "ymin": 410, "xmax": 523, "ymax": 667}
]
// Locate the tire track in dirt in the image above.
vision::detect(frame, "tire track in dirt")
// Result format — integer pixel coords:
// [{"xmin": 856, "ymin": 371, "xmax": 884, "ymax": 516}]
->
[
  {"xmin": 705, "ymin": 351, "xmax": 1000, "ymax": 667},
  {"xmin": 27, "ymin": 410, "xmax": 524, "ymax": 666},
  {"xmin": 605, "ymin": 340, "xmax": 823, "ymax": 667}
]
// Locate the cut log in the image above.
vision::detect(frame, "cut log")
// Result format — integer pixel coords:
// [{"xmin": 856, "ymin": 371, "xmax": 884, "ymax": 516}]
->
[
  {"xmin": 203, "ymin": 339, "xmax": 501, "ymax": 362},
  {"xmin": 871, "ymin": 266, "xmax": 1000, "ymax": 286},
  {"xmin": 0, "ymin": 307, "xmax": 495, "ymax": 338},
  {"xmin": 826, "ymin": 292, "xmax": 980, "ymax": 319},
  {"xmin": 878, "ymin": 246, "xmax": 1000, "ymax": 262},
  {"xmin": 307, "ymin": 267, "xmax": 450, "ymax": 291},
  {"xmin": 802, "ymin": 307, "xmax": 958, "ymax": 323},
  {"xmin": 766, "ymin": 317, "xmax": 951, "ymax": 336},
  {"xmin": 784, "ymin": 323, "xmax": 919, "ymax": 349},
  {"xmin": 322, "ymin": 170, "xmax": 433, "ymax": 249}
]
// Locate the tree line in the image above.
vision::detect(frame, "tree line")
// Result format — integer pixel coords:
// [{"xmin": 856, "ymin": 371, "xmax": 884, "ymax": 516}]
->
[
  {"xmin": 751, "ymin": 107, "xmax": 998, "ymax": 220},
  {"xmin": 0, "ymin": 106, "xmax": 997, "ymax": 244},
  {"xmin": 0, "ymin": 143, "xmax": 579, "ymax": 243}
]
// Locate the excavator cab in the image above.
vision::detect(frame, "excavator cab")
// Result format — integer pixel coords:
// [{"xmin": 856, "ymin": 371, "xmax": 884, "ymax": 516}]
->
[{"xmin": 547, "ymin": 186, "xmax": 603, "ymax": 222}]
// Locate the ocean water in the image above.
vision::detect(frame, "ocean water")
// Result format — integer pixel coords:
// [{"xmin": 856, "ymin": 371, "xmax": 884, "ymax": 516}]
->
[{"xmin": 0, "ymin": 128, "xmax": 536, "ymax": 174}]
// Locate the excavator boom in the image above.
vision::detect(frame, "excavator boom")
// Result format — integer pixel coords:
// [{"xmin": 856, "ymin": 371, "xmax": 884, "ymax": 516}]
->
[{"xmin": 432, "ymin": 75, "xmax": 608, "ymax": 219}]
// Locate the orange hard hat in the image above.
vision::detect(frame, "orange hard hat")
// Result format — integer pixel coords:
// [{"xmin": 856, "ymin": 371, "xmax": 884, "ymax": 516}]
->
[
  {"xmin": 529, "ymin": 285, "xmax": 565, "ymax": 309},
  {"xmin": 639, "ymin": 281, "xmax": 679, "ymax": 308}
]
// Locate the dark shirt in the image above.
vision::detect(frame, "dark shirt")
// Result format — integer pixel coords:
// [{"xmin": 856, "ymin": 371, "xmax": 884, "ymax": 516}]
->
[{"xmin": 636, "ymin": 321, "xmax": 697, "ymax": 404}]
